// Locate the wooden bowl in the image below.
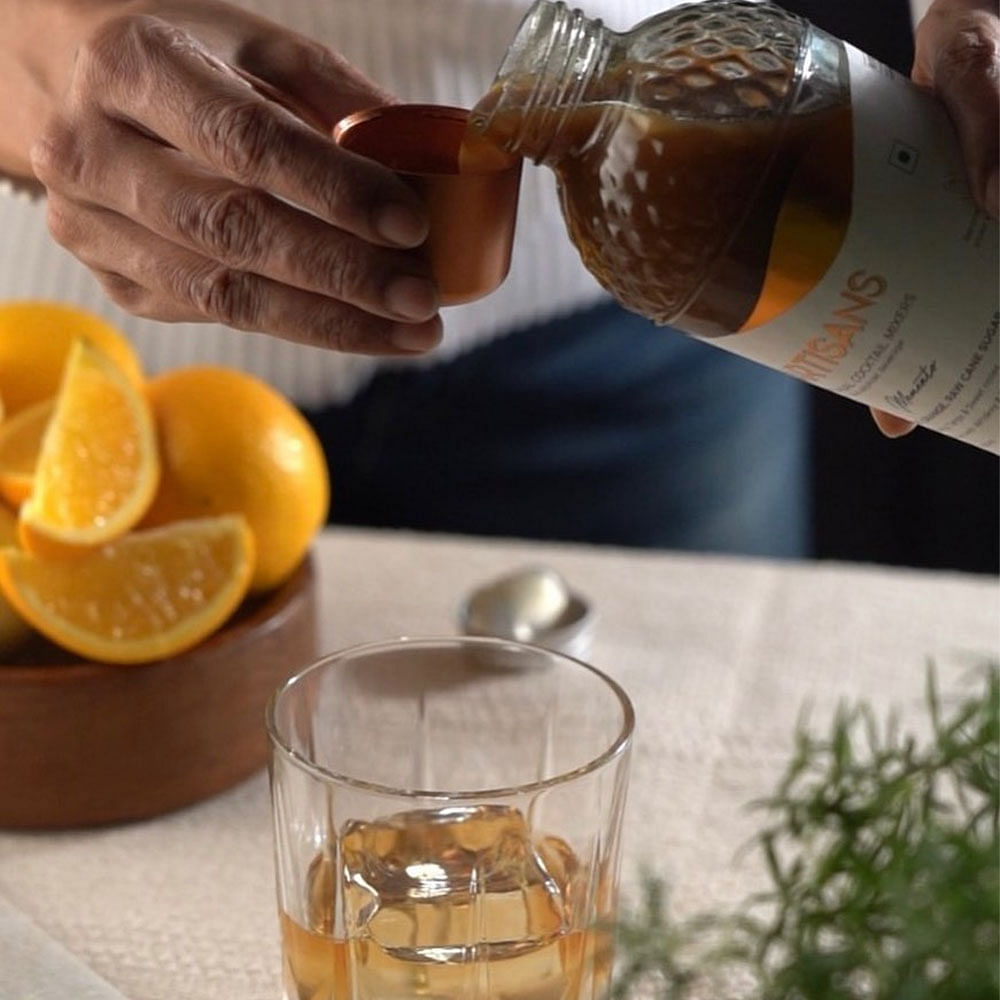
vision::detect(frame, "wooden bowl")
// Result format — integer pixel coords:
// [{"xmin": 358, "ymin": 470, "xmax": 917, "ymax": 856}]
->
[{"xmin": 0, "ymin": 554, "xmax": 318, "ymax": 829}]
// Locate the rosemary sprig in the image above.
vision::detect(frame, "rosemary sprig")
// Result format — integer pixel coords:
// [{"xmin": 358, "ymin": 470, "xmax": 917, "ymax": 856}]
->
[{"xmin": 612, "ymin": 663, "xmax": 999, "ymax": 1000}]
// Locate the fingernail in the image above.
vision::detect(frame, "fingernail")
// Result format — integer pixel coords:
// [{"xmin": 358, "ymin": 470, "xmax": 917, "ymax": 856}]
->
[
  {"xmin": 375, "ymin": 203, "xmax": 427, "ymax": 247},
  {"xmin": 385, "ymin": 275, "xmax": 438, "ymax": 320},
  {"xmin": 881, "ymin": 424, "xmax": 913, "ymax": 439},
  {"xmin": 390, "ymin": 316, "xmax": 443, "ymax": 353}
]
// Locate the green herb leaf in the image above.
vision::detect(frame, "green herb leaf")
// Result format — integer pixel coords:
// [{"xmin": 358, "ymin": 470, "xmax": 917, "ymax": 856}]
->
[{"xmin": 613, "ymin": 662, "xmax": 999, "ymax": 1000}]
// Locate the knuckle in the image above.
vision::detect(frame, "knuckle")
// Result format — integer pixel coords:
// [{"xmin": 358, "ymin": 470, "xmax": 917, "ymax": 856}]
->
[
  {"xmin": 175, "ymin": 187, "xmax": 269, "ymax": 267},
  {"xmin": 937, "ymin": 16, "xmax": 1000, "ymax": 79},
  {"xmin": 75, "ymin": 14, "xmax": 151, "ymax": 90},
  {"xmin": 29, "ymin": 119, "xmax": 81, "ymax": 188},
  {"xmin": 184, "ymin": 264, "xmax": 262, "ymax": 329},
  {"xmin": 100, "ymin": 270, "xmax": 196, "ymax": 323},
  {"xmin": 318, "ymin": 157, "xmax": 372, "ymax": 225},
  {"xmin": 310, "ymin": 307, "xmax": 386, "ymax": 354},
  {"xmin": 193, "ymin": 98, "xmax": 280, "ymax": 181},
  {"xmin": 45, "ymin": 197, "xmax": 85, "ymax": 249},
  {"xmin": 273, "ymin": 231, "xmax": 393, "ymax": 309},
  {"xmin": 314, "ymin": 242, "xmax": 371, "ymax": 302},
  {"xmin": 97, "ymin": 270, "xmax": 147, "ymax": 313}
]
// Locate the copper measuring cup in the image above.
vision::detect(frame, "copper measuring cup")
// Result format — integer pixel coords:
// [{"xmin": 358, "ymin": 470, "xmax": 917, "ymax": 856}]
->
[{"xmin": 334, "ymin": 104, "xmax": 523, "ymax": 306}]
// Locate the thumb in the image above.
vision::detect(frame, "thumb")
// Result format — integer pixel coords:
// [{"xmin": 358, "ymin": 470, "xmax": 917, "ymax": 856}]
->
[{"xmin": 913, "ymin": 0, "xmax": 1000, "ymax": 217}]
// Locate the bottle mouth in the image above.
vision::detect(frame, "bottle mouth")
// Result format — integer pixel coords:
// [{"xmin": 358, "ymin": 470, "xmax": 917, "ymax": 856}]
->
[
  {"xmin": 470, "ymin": 0, "xmax": 609, "ymax": 165},
  {"xmin": 469, "ymin": 0, "xmax": 564, "ymax": 136}
]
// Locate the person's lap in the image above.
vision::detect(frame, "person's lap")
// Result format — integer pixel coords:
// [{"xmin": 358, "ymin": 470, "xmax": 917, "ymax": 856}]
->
[{"xmin": 304, "ymin": 301, "xmax": 812, "ymax": 558}]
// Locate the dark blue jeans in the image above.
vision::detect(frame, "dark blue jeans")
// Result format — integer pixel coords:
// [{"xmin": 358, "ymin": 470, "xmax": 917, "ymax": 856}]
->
[{"xmin": 303, "ymin": 302, "xmax": 812, "ymax": 558}]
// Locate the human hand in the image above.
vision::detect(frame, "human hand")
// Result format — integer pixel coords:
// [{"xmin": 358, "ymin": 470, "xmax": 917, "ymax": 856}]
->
[
  {"xmin": 25, "ymin": 0, "xmax": 441, "ymax": 355},
  {"xmin": 914, "ymin": 0, "xmax": 999, "ymax": 216},
  {"xmin": 870, "ymin": 0, "xmax": 998, "ymax": 438}
]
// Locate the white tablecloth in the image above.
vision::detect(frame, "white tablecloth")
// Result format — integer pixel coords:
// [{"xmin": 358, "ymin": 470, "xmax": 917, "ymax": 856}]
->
[{"xmin": 0, "ymin": 528, "xmax": 997, "ymax": 999}]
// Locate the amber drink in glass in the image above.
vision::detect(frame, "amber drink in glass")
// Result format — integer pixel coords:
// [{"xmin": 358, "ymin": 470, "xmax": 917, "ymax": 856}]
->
[{"xmin": 267, "ymin": 637, "xmax": 634, "ymax": 999}]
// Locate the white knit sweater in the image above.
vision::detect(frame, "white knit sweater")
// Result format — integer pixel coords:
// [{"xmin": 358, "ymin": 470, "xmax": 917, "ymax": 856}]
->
[{"xmin": 0, "ymin": 0, "xmax": 673, "ymax": 405}]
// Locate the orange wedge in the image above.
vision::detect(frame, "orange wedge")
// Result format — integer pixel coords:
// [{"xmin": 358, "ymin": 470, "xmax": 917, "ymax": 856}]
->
[
  {"xmin": 19, "ymin": 338, "xmax": 159, "ymax": 552},
  {"xmin": 0, "ymin": 398, "xmax": 54, "ymax": 508},
  {"xmin": 0, "ymin": 301, "xmax": 143, "ymax": 416},
  {"xmin": 0, "ymin": 514, "xmax": 255, "ymax": 664}
]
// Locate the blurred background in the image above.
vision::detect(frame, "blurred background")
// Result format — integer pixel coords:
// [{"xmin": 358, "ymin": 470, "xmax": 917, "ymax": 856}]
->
[{"xmin": 799, "ymin": 0, "xmax": 999, "ymax": 576}]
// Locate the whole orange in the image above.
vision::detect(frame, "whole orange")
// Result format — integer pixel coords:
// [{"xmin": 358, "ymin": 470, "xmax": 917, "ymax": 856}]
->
[{"xmin": 142, "ymin": 367, "xmax": 329, "ymax": 592}]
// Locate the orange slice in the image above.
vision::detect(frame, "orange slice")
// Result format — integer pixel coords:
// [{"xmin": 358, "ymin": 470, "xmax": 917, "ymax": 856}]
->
[
  {"xmin": 0, "ymin": 300, "xmax": 143, "ymax": 416},
  {"xmin": 0, "ymin": 503, "xmax": 32, "ymax": 654},
  {"xmin": 0, "ymin": 514, "xmax": 255, "ymax": 664},
  {"xmin": 19, "ymin": 338, "xmax": 159, "ymax": 552},
  {"xmin": 0, "ymin": 398, "xmax": 54, "ymax": 508}
]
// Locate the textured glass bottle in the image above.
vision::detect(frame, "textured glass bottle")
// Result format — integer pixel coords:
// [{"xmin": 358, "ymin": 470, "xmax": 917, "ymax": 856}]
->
[{"xmin": 470, "ymin": 0, "xmax": 1000, "ymax": 453}]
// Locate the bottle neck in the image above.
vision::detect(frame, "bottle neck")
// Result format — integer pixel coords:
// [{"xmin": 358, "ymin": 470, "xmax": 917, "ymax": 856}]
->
[{"xmin": 470, "ymin": 0, "xmax": 613, "ymax": 166}]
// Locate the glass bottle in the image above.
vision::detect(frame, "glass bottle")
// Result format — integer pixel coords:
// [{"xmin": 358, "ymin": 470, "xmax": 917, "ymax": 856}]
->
[{"xmin": 469, "ymin": 0, "xmax": 999, "ymax": 453}]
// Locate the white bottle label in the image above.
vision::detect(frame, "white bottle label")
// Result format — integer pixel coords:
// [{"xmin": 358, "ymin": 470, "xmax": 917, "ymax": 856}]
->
[{"xmin": 703, "ymin": 44, "xmax": 999, "ymax": 453}]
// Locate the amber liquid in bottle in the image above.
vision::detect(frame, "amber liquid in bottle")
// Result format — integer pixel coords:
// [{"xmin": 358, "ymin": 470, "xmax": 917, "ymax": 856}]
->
[
  {"xmin": 474, "ymin": 89, "xmax": 852, "ymax": 339},
  {"xmin": 469, "ymin": 0, "xmax": 999, "ymax": 453},
  {"xmin": 467, "ymin": 0, "xmax": 854, "ymax": 337}
]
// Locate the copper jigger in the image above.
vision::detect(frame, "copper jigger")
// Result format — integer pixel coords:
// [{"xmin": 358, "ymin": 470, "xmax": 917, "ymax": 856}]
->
[{"xmin": 334, "ymin": 104, "xmax": 522, "ymax": 306}]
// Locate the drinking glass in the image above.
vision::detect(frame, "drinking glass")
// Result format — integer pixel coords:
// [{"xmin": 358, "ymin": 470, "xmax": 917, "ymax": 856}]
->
[{"xmin": 267, "ymin": 636, "xmax": 634, "ymax": 1000}]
